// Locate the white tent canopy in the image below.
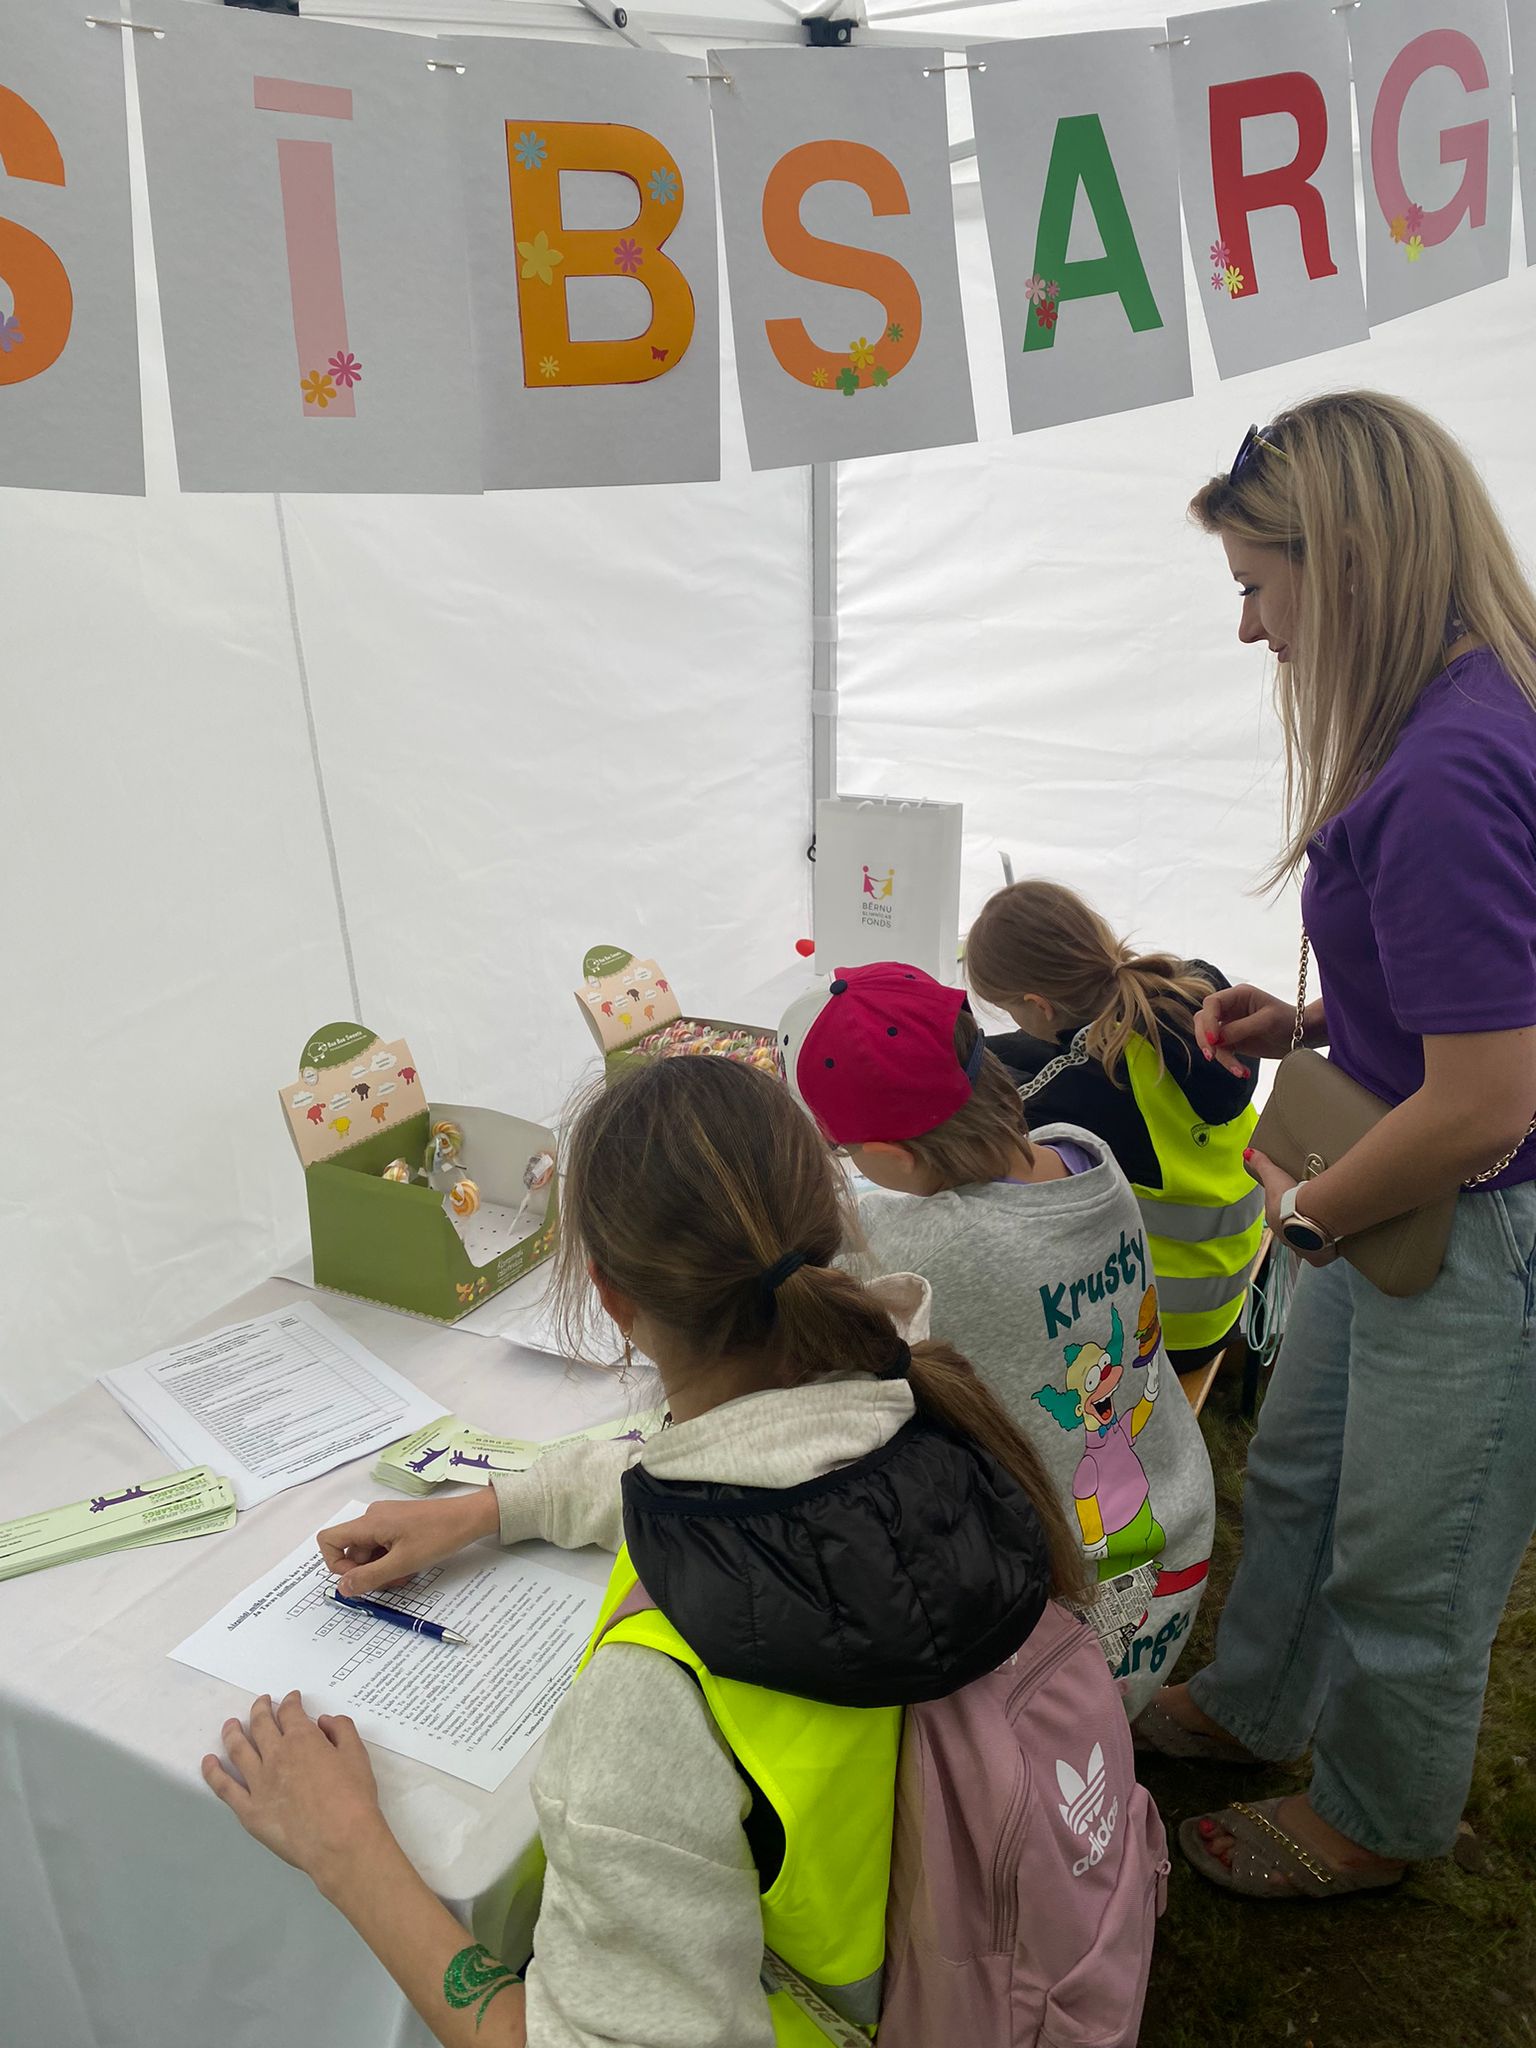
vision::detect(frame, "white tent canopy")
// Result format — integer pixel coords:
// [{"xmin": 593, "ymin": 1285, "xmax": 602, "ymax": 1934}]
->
[{"xmin": 6, "ymin": 0, "xmax": 1536, "ymax": 1428}]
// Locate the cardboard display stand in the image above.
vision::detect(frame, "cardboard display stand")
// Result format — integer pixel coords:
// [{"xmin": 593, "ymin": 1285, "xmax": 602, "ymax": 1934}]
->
[
  {"xmin": 574, "ymin": 945, "xmax": 778, "ymax": 1077},
  {"xmin": 279, "ymin": 1022, "xmax": 558, "ymax": 1324}
]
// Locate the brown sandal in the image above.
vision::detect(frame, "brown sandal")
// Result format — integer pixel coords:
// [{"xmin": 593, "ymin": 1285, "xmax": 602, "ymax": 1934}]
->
[
  {"xmin": 1179, "ymin": 1799, "xmax": 1405, "ymax": 1901},
  {"xmin": 1131, "ymin": 1696, "xmax": 1264, "ymax": 1765}
]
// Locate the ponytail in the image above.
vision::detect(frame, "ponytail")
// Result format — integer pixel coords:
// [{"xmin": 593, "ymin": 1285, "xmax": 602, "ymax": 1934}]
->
[
  {"xmin": 555, "ymin": 1055, "xmax": 1091, "ymax": 1606},
  {"xmin": 772, "ymin": 1262, "xmax": 1091, "ymax": 1606},
  {"xmin": 1087, "ymin": 951, "xmax": 1214, "ymax": 1080},
  {"xmin": 969, "ymin": 878, "xmax": 1211, "ymax": 1085}
]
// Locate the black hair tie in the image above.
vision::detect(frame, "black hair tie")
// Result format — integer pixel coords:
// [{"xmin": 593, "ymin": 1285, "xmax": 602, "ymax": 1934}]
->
[
  {"xmin": 877, "ymin": 1340, "xmax": 912, "ymax": 1381},
  {"xmin": 759, "ymin": 1250, "xmax": 809, "ymax": 1299}
]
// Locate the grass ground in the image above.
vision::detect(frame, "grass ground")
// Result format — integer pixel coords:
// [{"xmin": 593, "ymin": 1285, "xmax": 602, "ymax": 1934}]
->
[{"xmin": 1139, "ymin": 1370, "xmax": 1536, "ymax": 2048}]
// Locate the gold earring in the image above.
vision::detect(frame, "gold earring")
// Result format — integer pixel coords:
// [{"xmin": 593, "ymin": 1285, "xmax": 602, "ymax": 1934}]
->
[{"xmin": 622, "ymin": 1334, "xmax": 634, "ymax": 1374}]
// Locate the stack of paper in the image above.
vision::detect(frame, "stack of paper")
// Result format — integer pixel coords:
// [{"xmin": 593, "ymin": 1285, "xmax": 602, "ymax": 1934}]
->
[
  {"xmin": 0, "ymin": 1467, "xmax": 237, "ymax": 1581},
  {"xmin": 372, "ymin": 1407, "xmax": 667, "ymax": 1494},
  {"xmin": 101, "ymin": 1299, "xmax": 445, "ymax": 1511}
]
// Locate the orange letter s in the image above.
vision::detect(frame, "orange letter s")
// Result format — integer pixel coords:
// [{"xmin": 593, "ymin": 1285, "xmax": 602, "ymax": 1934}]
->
[
  {"xmin": 761, "ymin": 141, "xmax": 921, "ymax": 392},
  {"xmin": 0, "ymin": 85, "xmax": 73, "ymax": 385}
]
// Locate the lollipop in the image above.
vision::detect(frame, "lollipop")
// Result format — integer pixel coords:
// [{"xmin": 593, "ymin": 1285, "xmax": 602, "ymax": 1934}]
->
[
  {"xmin": 447, "ymin": 1175, "xmax": 480, "ymax": 1219},
  {"xmin": 509, "ymin": 1149, "xmax": 557, "ymax": 1238}
]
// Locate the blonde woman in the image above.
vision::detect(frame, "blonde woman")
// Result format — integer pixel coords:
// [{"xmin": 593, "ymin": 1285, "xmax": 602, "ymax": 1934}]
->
[
  {"xmin": 969, "ymin": 880, "xmax": 1260, "ymax": 1369},
  {"xmin": 1138, "ymin": 392, "xmax": 1536, "ymax": 1903}
]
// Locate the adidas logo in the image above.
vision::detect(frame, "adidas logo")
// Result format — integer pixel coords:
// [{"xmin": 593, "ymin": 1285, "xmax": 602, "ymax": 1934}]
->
[{"xmin": 1057, "ymin": 1745, "xmax": 1120, "ymax": 1877}]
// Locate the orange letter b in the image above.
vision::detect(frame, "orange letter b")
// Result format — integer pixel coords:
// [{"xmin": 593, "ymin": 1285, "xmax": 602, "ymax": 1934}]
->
[{"xmin": 506, "ymin": 121, "xmax": 694, "ymax": 388}]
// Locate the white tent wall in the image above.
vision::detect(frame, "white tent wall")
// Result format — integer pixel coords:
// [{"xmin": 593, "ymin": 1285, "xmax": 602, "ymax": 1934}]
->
[
  {"xmin": 0, "ymin": 7, "xmax": 813, "ymax": 1431},
  {"xmin": 9, "ymin": 0, "xmax": 1536, "ymax": 1430},
  {"xmin": 838, "ymin": 3, "xmax": 1536, "ymax": 1032}
]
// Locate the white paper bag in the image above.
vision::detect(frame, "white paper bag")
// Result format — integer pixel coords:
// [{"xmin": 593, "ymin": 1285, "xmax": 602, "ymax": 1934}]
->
[{"xmin": 813, "ymin": 796, "xmax": 963, "ymax": 983}]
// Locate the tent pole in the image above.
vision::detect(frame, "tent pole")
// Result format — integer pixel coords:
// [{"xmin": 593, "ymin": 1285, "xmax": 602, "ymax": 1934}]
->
[{"xmin": 810, "ymin": 459, "xmax": 839, "ymax": 843}]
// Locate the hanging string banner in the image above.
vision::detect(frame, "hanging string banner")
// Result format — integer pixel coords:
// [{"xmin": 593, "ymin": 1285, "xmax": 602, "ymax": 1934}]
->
[{"xmin": 3, "ymin": 0, "xmax": 1535, "ymax": 489}]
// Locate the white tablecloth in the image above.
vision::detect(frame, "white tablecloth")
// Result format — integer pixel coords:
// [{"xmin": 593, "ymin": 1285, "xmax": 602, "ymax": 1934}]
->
[{"xmin": 0, "ymin": 1276, "xmax": 651, "ymax": 2048}]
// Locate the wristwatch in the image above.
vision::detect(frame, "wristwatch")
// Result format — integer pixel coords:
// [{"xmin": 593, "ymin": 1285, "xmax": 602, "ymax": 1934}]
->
[{"xmin": 1278, "ymin": 1185, "xmax": 1339, "ymax": 1256}]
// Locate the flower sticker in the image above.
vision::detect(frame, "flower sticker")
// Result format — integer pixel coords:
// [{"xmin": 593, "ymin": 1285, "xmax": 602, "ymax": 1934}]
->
[
  {"xmin": 1223, "ymin": 264, "xmax": 1245, "ymax": 298},
  {"xmin": 1406, "ymin": 235, "xmax": 1425, "ymax": 263},
  {"xmin": 849, "ymin": 336, "xmax": 877, "ymax": 370},
  {"xmin": 1210, "ymin": 239, "xmax": 1231, "ymax": 270},
  {"xmin": 1405, "ymin": 202, "xmax": 1425, "ymax": 238},
  {"xmin": 1035, "ymin": 300, "xmax": 1059, "ymax": 331},
  {"xmin": 1024, "ymin": 274, "xmax": 1049, "ymax": 306},
  {"xmin": 0, "ymin": 311, "xmax": 23, "ymax": 354},
  {"xmin": 302, "ymin": 370, "xmax": 337, "ymax": 409},
  {"xmin": 648, "ymin": 166, "xmax": 679, "ymax": 205},
  {"xmin": 870, "ymin": 365, "xmax": 890, "ymax": 388},
  {"xmin": 886, "ymin": 321, "xmax": 904, "ymax": 343},
  {"xmin": 1389, "ymin": 215, "xmax": 1408, "ymax": 245},
  {"xmin": 513, "ymin": 131, "xmax": 547, "ymax": 172},
  {"xmin": 328, "ymin": 351, "xmax": 362, "ymax": 389},
  {"xmin": 518, "ymin": 231, "xmax": 564, "ymax": 286},
  {"xmin": 539, "ymin": 356, "xmax": 560, "ymax": 379},
  {"xmin": 836, "ymin": 366, "xmax": 859, "ymax": 396},
  {"xmin": 613, "ymin": 237, "xmax": 643, "ymax": 275},
  {"xmin": 811, "ymin": 367, "xmax": 831, "ymax": 388},
  {"xmin": 1210, "ymin": 268, "xmax": 1227, "ymax": 293},
  {"xmin": 1045, "ymin": 280, "xmax": 1061, "ymax": 302}
]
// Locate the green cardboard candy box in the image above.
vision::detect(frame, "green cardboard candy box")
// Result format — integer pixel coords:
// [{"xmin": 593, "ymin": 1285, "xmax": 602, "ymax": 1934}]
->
[
  {"xmin": 574, "ymin": 946, "xmax": 778, "ymax": 1079},
  {"xmin": 279, "ymin": 1021, "xmax": 558, "ymax": 1324}
]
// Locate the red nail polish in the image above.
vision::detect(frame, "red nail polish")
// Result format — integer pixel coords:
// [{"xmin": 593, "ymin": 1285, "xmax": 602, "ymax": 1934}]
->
[
  {"xmin": 1198, "ymin": 1818, "xmax": 1216, "ymax": 1839},
  {"xmin": 1243, "ymin": 1148, "xmax": 1254, "ymax": 1163},
  {"xmin": 1204, "ymin": 1031, "xmax": 1218, "ymax": 1046}
]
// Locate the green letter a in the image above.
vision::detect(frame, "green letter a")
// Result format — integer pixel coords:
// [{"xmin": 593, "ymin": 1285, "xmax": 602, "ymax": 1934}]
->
[{"xmin": 1024, "ymin": 114, "xmax": 1162, "ymax": 353}]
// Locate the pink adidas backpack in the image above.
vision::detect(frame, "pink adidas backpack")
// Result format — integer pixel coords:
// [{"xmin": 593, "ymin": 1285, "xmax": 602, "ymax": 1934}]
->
[
  {"xmin": 878, "ymin": 1600, "xmax": 1169, "ymax": 2048},
  {"xmin": 605, "ymin": 1587, "xmax": 1168, "ymax": 2046}
]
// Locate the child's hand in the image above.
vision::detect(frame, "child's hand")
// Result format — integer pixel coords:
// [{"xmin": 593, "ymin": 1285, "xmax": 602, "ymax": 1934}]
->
[
  {"xmin": 317, "ymin": 1490, "xmax": 500, "ymax": 1597},
  {"xmin": 202, "ymin": 1691, "xmax": 390, "ymax": 1894}
]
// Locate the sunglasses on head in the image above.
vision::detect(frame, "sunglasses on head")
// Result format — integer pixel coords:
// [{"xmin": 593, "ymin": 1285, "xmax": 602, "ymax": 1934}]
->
[{"xmin": 1229, "ymin": 422, "xmax": 1287, "ymax": 485}]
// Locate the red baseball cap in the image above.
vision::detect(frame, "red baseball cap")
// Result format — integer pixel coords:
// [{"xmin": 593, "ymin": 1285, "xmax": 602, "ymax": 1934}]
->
[{"xmin": 779, "ymin": 962, "xmax": 981, "ymax": 1146}]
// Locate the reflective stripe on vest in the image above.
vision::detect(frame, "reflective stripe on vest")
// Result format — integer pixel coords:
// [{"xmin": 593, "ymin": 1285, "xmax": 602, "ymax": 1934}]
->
[
  {"xmin": 578, "ymin": 1546, "xmax": 900, "ymax": 2043},
  {"xmin": 1124, "ymin": 1034, "xmax": 1262, "ymax": 1350}
]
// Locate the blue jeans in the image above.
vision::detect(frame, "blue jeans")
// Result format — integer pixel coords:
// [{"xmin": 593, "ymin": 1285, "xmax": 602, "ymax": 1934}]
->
[{"xmin": 1189, "ymin": 1183, "xmax": 1536, "ymax": 1860}]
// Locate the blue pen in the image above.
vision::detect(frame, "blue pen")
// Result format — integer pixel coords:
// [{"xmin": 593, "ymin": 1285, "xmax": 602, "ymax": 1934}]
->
[{"xmin": 325, "ymin": 1584, "xmax": 472, "ymax": 1646}]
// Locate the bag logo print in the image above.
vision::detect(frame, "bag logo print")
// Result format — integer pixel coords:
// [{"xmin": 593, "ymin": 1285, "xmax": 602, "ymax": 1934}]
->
[{"xmin": 1057, "ymin": 1743, "xmax": 1120, "ymax": 1876}]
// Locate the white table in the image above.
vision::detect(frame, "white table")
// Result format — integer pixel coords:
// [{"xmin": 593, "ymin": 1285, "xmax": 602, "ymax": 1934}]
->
[{"xmin": 0, "ymin": 1275, "xmax": 647, "ymax": 2048}]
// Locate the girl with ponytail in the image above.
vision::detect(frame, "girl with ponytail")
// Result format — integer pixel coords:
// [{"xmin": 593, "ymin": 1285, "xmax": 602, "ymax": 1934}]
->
[
  {"xmin": 199, "ymin": 1053, "xmax": 1085, "ymax": 2048},
  {"xmin": 968, "ymin": 880, "xmax": 1260, "ymax": 1368}
]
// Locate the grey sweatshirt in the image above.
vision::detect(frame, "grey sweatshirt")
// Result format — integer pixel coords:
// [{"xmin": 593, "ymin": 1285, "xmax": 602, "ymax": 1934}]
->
[
  {"xmin": 849, "ymin": 1123, "xmax": 1216, "ymax": 1713},
  {"xmin": 488, "ymin": 1279, "xmax": 929, "ymax": 2048}
]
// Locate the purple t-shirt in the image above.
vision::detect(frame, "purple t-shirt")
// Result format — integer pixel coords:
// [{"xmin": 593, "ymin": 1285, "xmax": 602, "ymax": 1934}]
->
[{"xmin": 1301, "ymin": 650, "xmax": 1536, "ymax": 1190}]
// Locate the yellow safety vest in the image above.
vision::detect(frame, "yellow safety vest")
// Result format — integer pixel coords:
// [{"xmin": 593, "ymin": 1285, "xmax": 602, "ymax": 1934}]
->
[
  {"xmin": 578, "ymin": 1545, "xmax": 902, "ymax": 2047},
  {"xmin": 1124, "ymin": 1033, "xmax": 1262, "ymax": 1353}
]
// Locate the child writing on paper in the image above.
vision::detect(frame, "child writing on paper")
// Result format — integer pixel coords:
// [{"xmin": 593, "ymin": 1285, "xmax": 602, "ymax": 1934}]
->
[
  {"xmin": 779, "ymin": 962, "xmax": 1216, "ymax": 1712},
  {"xmin": 968, "ymin": 880, "xmax": 1260, "ymax": 1370},
  {"xmin": 199, "ymin": 1055, "xmax": 1090, "ymax": 2048}
]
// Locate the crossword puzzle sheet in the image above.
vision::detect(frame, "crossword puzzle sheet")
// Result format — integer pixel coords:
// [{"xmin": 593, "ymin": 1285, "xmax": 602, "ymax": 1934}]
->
[{"xmin": 170, "ymin": 1502, "xmax": 602, "ymax": 1789}]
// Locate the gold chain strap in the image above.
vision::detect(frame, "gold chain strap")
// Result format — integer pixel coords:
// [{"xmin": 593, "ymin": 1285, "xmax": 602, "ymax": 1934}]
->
[
  {"xmin": 1467, "ymin": 1120, "xmax": 1536, "ymax": 1185},
  {"xmin": 1296, "ymin": 928, "xmax": 1533, "ymax": 1185}
]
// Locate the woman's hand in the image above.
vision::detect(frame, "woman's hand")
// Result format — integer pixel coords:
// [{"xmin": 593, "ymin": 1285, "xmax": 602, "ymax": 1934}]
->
[
  {"xmin": 318, "ymin": 1490, "xmax": 501, "ymax": 1597},
  {"xmin": 1197, "ymin": 984, "xmax": 1295, "ymax": 1075},
  {"xmin": 1245, "ymin": 1148, "xmax": 1339, "ymax": 1269},
  {"xmin": 202, "ymin": 1692, "xmax": 391, "ymax": 1895}
]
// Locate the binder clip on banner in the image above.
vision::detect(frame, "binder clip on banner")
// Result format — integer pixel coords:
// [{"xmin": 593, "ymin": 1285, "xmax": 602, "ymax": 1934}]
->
[{"xmin": 278, "ymin": 1022, "xmax": 560, "ymax": 1325}]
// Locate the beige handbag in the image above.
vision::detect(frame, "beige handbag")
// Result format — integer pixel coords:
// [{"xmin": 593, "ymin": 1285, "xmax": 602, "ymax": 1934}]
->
[{"xmin": 1252, "ymin": 934, "xmax": 1532, "ymax": 1298}]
